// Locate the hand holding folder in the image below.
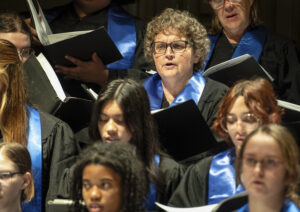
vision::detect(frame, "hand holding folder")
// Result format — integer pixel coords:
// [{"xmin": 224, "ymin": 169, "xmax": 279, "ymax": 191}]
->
[{"xmin": 26, "ymin": 0, "xmax": 123, "ymax": 67}]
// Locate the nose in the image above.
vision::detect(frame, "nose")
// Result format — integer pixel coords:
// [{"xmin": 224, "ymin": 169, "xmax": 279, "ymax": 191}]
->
[
  {"xmin": 223, "ymin": 0, "xmax": 234, "ymax": 9},
  {"xmin": 106, "ymin": 119, "xmax": 117, "ymax": 135},
  {"xmin": 253, "ymin": 162, "xmax": 264, "ymax": 176},
  {"xmin": 90, "ymin": 185, "xmax": 101, "ymax": 200},
  {"xmin": 165, "ymin": 45, "xmax": 174, "ymax": 55},
  {"xmin": 235, "ymin": 120, "xmax": 246, "ymax": 134}
]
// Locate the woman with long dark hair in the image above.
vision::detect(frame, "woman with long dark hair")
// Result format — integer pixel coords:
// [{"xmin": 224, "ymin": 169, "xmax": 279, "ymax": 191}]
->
[{"xmin": 89, "ymin": 78, "xmax": 185, "ymax": 210}]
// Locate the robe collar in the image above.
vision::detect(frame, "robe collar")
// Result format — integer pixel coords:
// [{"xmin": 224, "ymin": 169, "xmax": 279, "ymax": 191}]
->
[
  {"xmin": 143, "ymin": 72, "xmax": 206, "ymax": 110},
  {"xmin": 208, "ymin": 148, "xmax": 245, "ymax": 204},
  {"xmin": 202, "ymin": 25, "xmax": 267, "ymax": 72}
]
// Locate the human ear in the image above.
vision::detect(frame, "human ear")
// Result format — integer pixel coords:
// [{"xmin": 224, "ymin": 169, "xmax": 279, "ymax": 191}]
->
[{"xmin": 21, "ymin": 172, "xmax": 32, "ymax": 190}]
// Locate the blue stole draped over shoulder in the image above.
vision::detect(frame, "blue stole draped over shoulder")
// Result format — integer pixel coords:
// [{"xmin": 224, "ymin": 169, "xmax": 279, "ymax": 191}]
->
[
  {"xmin": 144, "ymin": 155, "xmax": 160, "ymax": 211},
  {"xmin": 202, "ymin": 25, "xmax": 267, "ymax": 71},
  {"xmin": 208, "ymin": 148, "xmax": 244, "ymax": 204},
  {"xmin": 237, "ymin": 200, "xmax": 300, "ymax": 212},
  {"xmin": 46, "ymin": 3, "xmax": 136, "ymax": 70},
  {"xmin": 107, "ymin": 3, "xmax": 136, "ymax": 69},
  {"xmin": 143, "ymin": 72, "xmax": 206, "ymax": 110},
  {"xmin": 22, "ymin": 106, "xmax": 42, "ymax": 212}
]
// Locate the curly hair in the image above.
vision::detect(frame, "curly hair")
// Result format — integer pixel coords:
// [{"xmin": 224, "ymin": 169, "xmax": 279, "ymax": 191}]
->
[
  {"xmin": 70, "ymin": 142, "xmax": 148, "ymax": 212},
  {"xmin": 208, "ymin": 0, "xmax": 260, "ymax": 34},
  {"xmin": 144, "ymin": 8, "xmax": 210, "ymax": 71},
  {"xmin": 0, "ymin": 142, "xmax": 34, "ymax": 202},
  {"xmin": 0, "ymin": 39, "xmax": 28, "ymax": 145},
  {"xmin": 236, "ymin": 124, "xmax": 300, "ymax": 207},
  {"xmin": 212, "ymin": 78, "xmax": 283, "ymax": 145}
]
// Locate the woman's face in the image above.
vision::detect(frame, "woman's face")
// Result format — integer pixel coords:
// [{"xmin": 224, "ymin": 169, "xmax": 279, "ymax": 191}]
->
[
  {"xmin": 211, "ymin": 0, "xmax": 254, "ymax": 36},
  {"xmin": 241, "ymin": 133, "xmax": 287, "ymax": 200},
  {"xmin": 0, "ymin": 32, "xmax": 31, "ymax": 64},
  {"xmin": 75, "ymin": 0, "xmax": 111, "ymax": 14},
  {"xmin": 153, "ymin": 29, "xmax": 200, "ymax": 83},
  {"xmin": 0, "ymin": 152, "xmax": 29, "ymax": 209},
  {"xmin": 82, "ymin": 164, "xmax": 122, "ymax": 212},
  {"xmin": 98, "ymin": 100, "xmax": 132, "ymax": 143},
  {"xmin": 225, "ymin": 96, "xmax": 259, "ymax": 152}
]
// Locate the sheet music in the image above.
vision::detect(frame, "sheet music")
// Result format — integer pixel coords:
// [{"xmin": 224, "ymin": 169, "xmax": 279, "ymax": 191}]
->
[
  {"xmin": 26, "ymin": 0, "xmax": 52, "ymax": 45},
  {"xmin": 155, "ymin": 202, "xmax": 217, "ymax": 212},
  {"xmin": 36, "ymin": 53, "xmax": 66, "ymax": 101}
]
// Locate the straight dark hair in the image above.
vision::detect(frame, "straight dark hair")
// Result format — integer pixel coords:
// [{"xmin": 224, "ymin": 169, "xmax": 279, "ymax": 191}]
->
[{"xmin": 89, "ymin": 79, "xmax": 162, "ymax": 188}]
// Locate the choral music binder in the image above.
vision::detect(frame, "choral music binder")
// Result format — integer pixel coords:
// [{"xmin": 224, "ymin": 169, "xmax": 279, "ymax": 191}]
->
[
  {"xmin": 23, "ymin": 54, "xmax": 93, "ymax": 132},
  {"xmin": 203, "ymin": 54, "xmax": 273, "ymax": 87},
  {"xmin": 152, "ymin": 100, "xmax": 218, "ymax": 161},
  {"xmin": 26, "ymin": 0, "xmax": 123, "ymax": 67}
]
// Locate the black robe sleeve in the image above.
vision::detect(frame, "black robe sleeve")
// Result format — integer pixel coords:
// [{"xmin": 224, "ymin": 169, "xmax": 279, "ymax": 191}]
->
[
  {"xmin": 156, "ymin": 156, "xmax": 188, "ymax": 205},
  {"xmin": 168, "ymin": 156, "xmax": 213, "ymax": 207},
  {"xmin": 198, "ymin": 78, "xmax": 229, "ymax": 127},
  {"xmin": 39, "ymin": 111, "xmax": 79, "ymax": 208},
  {"xmin": 259, "ymin": 32, "xmax": 300, "ymax": 104}
]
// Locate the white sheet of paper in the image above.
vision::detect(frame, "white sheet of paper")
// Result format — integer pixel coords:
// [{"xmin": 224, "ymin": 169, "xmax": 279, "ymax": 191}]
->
[
  {"xmin": 155, "ymin": 202, "xmax": 217, "ymax": 212},
  {"xmin": 36, "ymin": 53, "xmax": 66, "ymax": 101}
]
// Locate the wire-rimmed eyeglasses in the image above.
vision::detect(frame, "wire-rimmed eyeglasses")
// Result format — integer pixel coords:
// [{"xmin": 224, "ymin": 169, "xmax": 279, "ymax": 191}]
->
[
  {"xmin": 209, "ymin": 0, "xmax": 243, "ymax": 10},
  {"xmin": 220, "ymin": 113, "xmax": 260, "ymax": 132},
  {"xmin": 18, "ymin": 47, "xmax": 35, "ymax": 60}
]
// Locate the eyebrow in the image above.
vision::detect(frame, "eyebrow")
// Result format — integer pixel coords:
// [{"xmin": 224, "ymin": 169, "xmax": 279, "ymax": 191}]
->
[
  {"xmin": 99, "ymin": 113, "xmax": 124, "ymax": 119},
  {"xmin": 244, "ymin": 153, "xmax": 282, "ymax": 159},
  {"xmin": 82, "ymin": 178, "xmax": 114, "ymax": 183}
]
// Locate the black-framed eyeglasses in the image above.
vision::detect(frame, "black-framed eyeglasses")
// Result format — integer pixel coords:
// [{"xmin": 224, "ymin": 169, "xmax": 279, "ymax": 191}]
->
[
  {"xmin": 0, "ymin": 172, "xmax": 22, "ymax": 180},
  {"xmin": 152, "ymin": 40, "xmax": 193, "ymax": 55},
  {"xmin": 18, "ymin": 47, "xmax": 35, "ymax": 60},
  {"xmin": 209, "ymin": 0, "xmax": 242, "ymax": 10}
]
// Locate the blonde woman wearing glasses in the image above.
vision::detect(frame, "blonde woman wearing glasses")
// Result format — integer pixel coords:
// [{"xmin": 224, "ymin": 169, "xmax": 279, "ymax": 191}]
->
[
  {"xmin": 203, "ymin": 0, "xmax": 300, "ymax": 105},
  {"xmin": 168, "ymin": 78, "xmax": 283, "ymax": 207},
  {"xmin": 143, "ymin": 8, "xmax": 228, "ymax": 127},
  {"xmin": 235, "ymin": 124, "xmax": 300, "ymax": 212}
]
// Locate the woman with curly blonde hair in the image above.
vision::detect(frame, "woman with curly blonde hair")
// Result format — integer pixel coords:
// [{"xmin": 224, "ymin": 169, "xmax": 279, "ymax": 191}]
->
[{"xmin": 143, "ymin": 8, "xmax": 228, "ymax": 127}]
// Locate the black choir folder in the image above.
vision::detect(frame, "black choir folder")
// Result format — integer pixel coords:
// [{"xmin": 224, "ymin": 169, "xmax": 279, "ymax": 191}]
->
[
  {"xmin": 203, "ymin": 54, "xmax": 273, "ymax": 87},
  {"xmin": 23, "ymin": 54, "xmax": 93, "ymax": 132},
  {"xmin": 152, "ymin": 100, "xmax": 218, "ymax": 161},
  {"xmin": 278, "ymin": 100, "xmax": 300, "ymax": 147},
  {"xmin": 26, "ymin": 0, "xmax": 123, "ymax": 67}
]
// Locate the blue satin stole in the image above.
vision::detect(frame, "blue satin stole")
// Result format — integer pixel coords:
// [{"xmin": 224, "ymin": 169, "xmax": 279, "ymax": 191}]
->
[
  {"xmin": 22, "ymin": 106, "xmax": 42, "ymax": 212},
  {"xmin": 107, "ymin": 2, "xmax": 136, "ymax": 69},
  {"xmin": 237, "ymin": 200, "xmax": 300, "ymax": 212},
  {"xmin": 144, "ymin": 155, "xmax": 160, "ymax": 211},
  {"xmin": 202, "ymin": 25, "xmax": 267, "ymax": 72},
  {"xmin": 143, "ymin": 72, "xmax": 206, "ymax": 110},
  {"xmin": 208, "ymin": 148, "xmax": 245, "ymax": 204}
]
